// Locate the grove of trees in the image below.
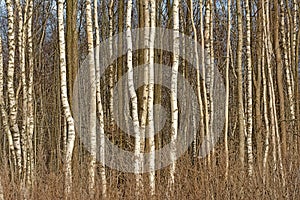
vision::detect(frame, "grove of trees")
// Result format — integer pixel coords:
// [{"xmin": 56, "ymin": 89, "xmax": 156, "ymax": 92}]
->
[{"xmin": 0, "ymin": 0, "xmax": 299, "ymax": 199}]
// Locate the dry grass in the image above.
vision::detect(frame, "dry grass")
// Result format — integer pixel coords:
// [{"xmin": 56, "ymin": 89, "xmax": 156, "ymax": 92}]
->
[{"xmin": 1, "ymin": 148, "xmax": 299, "ymax": 200}]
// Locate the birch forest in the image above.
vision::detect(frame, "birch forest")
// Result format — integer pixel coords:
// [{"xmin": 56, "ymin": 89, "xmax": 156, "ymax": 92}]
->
[{"xmin": 0, "ymin": 0, "xmax": 300, "ymax": 199}]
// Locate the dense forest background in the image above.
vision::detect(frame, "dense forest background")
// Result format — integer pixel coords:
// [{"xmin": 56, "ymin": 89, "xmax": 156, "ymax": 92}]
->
[{"xmin": 0, "ymin": 0, "xmax": 299, "ymax": 199}]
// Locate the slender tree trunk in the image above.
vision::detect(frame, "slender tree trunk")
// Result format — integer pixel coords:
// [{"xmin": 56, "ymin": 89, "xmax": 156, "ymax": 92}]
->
[
  {"xmin": 236, "ymin": 0, "xmax": 245, "ymax": 169},
  {"xmin": 1, "ymin": 31, "xmax": 17, "ymax": 180},
  {"xmin": 94, "ymin": 0, "xmax": 107, "ymax": 197},
  {"xmin": 262, "ymin": 38, "xmax": 270, "ymax": 185},
  {"xmin": 224, "ymin": 0, "xmax": 231, "ymax": 179},
  {"xmin": 169, "ymin": 0, "xmax": 179, "ymax": 190},
  {"xmin": 140, "ymin": 0, "xmax": 150, "ymax": 167},
  {"xmin": 245, "ymin": 0, "xmax": 253, "ymax": 176},
  {"xmin": 85, "ymin": 0, "xmax": 97, "ymax": 196},
  {"xmin": 265, "ymin": 0, "xmax": 285, "ymax": 184},
  {"xmin": 108, "ymin": 0, "xmax": 115, "ymax": 134},
  {"xmin": 198, "ymin": 0, "xmax": 208, "ymax": 163},
  {"xmin": 16, "ymin": 0, "xmax": 28, "ymax": 181},
  {"xmin": 5, "ymin": 0, "xmax": 22, "ymax": 176},
  {"xmin": 280, "ymin": 0, "xmax": 296, "ymax": 127},
  {"xmin": 66, "ymin": 0, "xmax": 78, "ymax": 109},
  {"xmin": 57, "ymin": 0, "xmax": 76, "ymax": 197},
  {"xmin": 126, "ymin": 0, "xmax": 142, "ymax": 193},
  {"xmin": 204, "ymin": 0, "xmax": 212, "ymax": 166},
  {"xmin": 273, "ymin": 0, "xmax": 287, "ymax": 158},
  {"xmin": 26, "ymin": 0, "xmax": 35, "ymax": 186},
  {"xmin": 254, "ymin": 0, "xmax": 264, "ymax": 176},
  {"xmin": 148, "ymin": 0, "xmax": 156, "ymax": 196}
]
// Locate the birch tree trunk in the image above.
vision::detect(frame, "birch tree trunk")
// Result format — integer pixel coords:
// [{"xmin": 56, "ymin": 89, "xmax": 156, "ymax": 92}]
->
[
  {"xmin": 204, "ymin": 0, "xmax": 212, "ymax": 166},
  {"xmin": 245, "ymin": 0, "xmax": 253, "ymax": 176},
  {"xmin": 280, "ymin": 0, "xmax": 296, "ymax": 125},
  {"xmin": 236, "ymin": 0, "xmax": 245, "ymax": 169},
  {"xmin": 126, "ymin": 0, "xmax": 142, "ymax": 192},
  {"xmin": 94, "ymin": 0, "xmax": 107, "ymax": 197},
  {"xmin": 85, "ymin": 0, "xmax": 97, "ymax": 196},
  {"xmin": 169, "ymin": 0, "xmax": 179, "ymax": 190},
  {"xmin": 189, "ymin": 0, "xmax": 204, "ymax": 164},
  {"xmin": 5, "ymin": 0, "xmax": 22, "ymax": 176},
  {"xmin": 224, "ymin": 0, "xmax": 231, "ymax": 179},
  {"xmin": 15, "ymin": 0, "xmax": 28, "ymax": 180},
  {"xmin": 140, "ymin": 0, "xmax": 150, "ymax": 167},
  {"xmin": 26, "ymin": 0, "xmax": 35, "ymax": 186},
  {"xmin": 108, "ymin": 0, "xmax": 115, "ymax": 133},
  {"xmin": 1, "ymin": 30, "xmax": 17, "ymax": 181},
  {"xmin": 57, "ymin": 0, "xmax": 76, "ymax": 197},
  {"xmin": 148, "ymin": 0, "xmax": 156, "ymax": 196},
  {"xmin": 265, "ymin": 0, "xmax": 285, "ymax": 184},
  {"xmin": 198, "ymin": 0, "xmax": 209, "ymax": 162}
]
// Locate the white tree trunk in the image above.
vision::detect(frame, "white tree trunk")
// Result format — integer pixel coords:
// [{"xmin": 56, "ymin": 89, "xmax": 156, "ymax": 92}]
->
[
  {"xmin": 108, "ymin": 0, "xmax": 115, "ymax": 132},
  {"xmin": 85, "ymin": 0, "xmax": 97, "ymax": 196},
  {"xmin": 140, "ymin": 0, "xmax": 150, "ymax": 167},
  {"xmin": 148, "ymin": 0, "xmax": 156, "ymax": 195},
  {"xmin": 203, "ymin": 0, "xmax": 212, "ymax": 166},
  {"xmin": 245, "ymin": 0, "xmax": 253, "ymax": 176},
  {"xmin": 94, "ymin": 0, "xmax": 107, "ymax": 197},
  {"xmin": 15, "ymin": 0, "xmax": 28, "ymax": 180},
  {"xmin": 26, "ymin": 0, "xmax": 35, "ymax": 185},
  {"xmin": 1, "ymin": 31, "xmax": 17, "ymax": 172},
  {"xmin": 169, "ymin": 0, "xmax": 179, "ymax": 189},
  {"xmin": 5, "ymin": 0, "xmax": 22, "ymax": 175},
  {"xmin": 224, "ymin": 0, "xmax": 231, "ymax": 179},
  {"xmin": 280, "ymin": 0, "xmax": 295, "ymax": 122},
  {"xmin": 126, "ymin": 0, "xmax": 142, "ymax": 192},
  {"xmin": 57, "ymin": 0, "xmax": 76, "ymax": 197}
]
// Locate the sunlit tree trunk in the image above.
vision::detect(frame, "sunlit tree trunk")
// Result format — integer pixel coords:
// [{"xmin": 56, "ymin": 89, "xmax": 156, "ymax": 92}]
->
[
  {"xmin": 261, "ymin": 39, "xmax": 270, "ymax": 185},
  {"xmin": 265, "ymin": 0, "xmax": 285, "ymax": 184},
  {"xmin": 169, "ymin": 0, "xmax": 179, "ymax": 190},
  {"xmin": 57, "ymin": 0, "xmax": 76, "ymax": 197},
  {"xmin": 245, "ymin": 0, "xmax": 253, "ymax": 176},
  {"xmin": 255, "ymin": 0, "xmax": 263, "ymax": 176},
  {"xmin": 236, "ymin": 0, "xmax": 245, "ymax": 169},
  {"xmin": 148, "ymin": 0, "xmax": 156, "ymax": 196},
  {"xmin": 140, "ymin": 0, "xmax": 150, "ymax": 166},
  {"xmin": 126, "ymin": 0, "xmax": 142, "ymax": 192},
  {"xmin": 198, "ymin": 0, "xmax": 209, "ymax": 163},
  {"xmin": 26, "ymin": 0, "xmax": 35, "ymax": 186},
  {"xmin": 280, "ymin": 0, "xmax": 295, "ymax": 126},
  {"xmin": 108, "ymin": 0, "xmax": 115, "ymax": 134},
  {"xmin": 94, "ymin": 0, "xmax": 107, "ymax": 197},
  {"xmin": 204, "ymin": 0, "xmax": 212, "ymax": 166},
  {"xmin": 85, "ymin": 0, "xmax": 97, "ymax": 196},
  {"xmin": 0, "ymin": 32, "xmax": 16, "ymax": 175},
  {"xmin": 5, "ymin": 0, "xmax": 22, "ymax": 176},
  {"xmin": 209, "ymin": 0, "xmax": 215, "ymax": 162},
  {"xmin": 224, "ymin": 0, "xmax": 231, "ymax": 179},
  {"xmin": 15, "ymin": 0, "xmax": 28, "ymax": 181},
  {"xmin": 190, "ymin": 0, "xmax": 204, "ymax": 164}
]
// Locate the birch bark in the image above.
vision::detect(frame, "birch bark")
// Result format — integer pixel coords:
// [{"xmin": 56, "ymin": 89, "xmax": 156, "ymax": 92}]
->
[
  {"xmin": 57, "ymin": 0, "xmax": 76, "ymax": 196},
  {"xmin": 245, "ymin": 0, "xmax": 253, "ymax": 176},
  {"xmin": 169, "ymin": 0, "xmax": 179, "ymax": 189},
  {"xmin": 5, "ymin": 0, "xmax": 22, "ymax": 175},
  {"xmin": 94, "ymin": 0, "xmax": 107, "ymax": 197},
  {"xmin": 126, "ymin": 0, "xmax": 142, "ymax": 192},
  {"xmin": 148, "ymin": 0, "xmax": 156, "ymax": 195}
]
